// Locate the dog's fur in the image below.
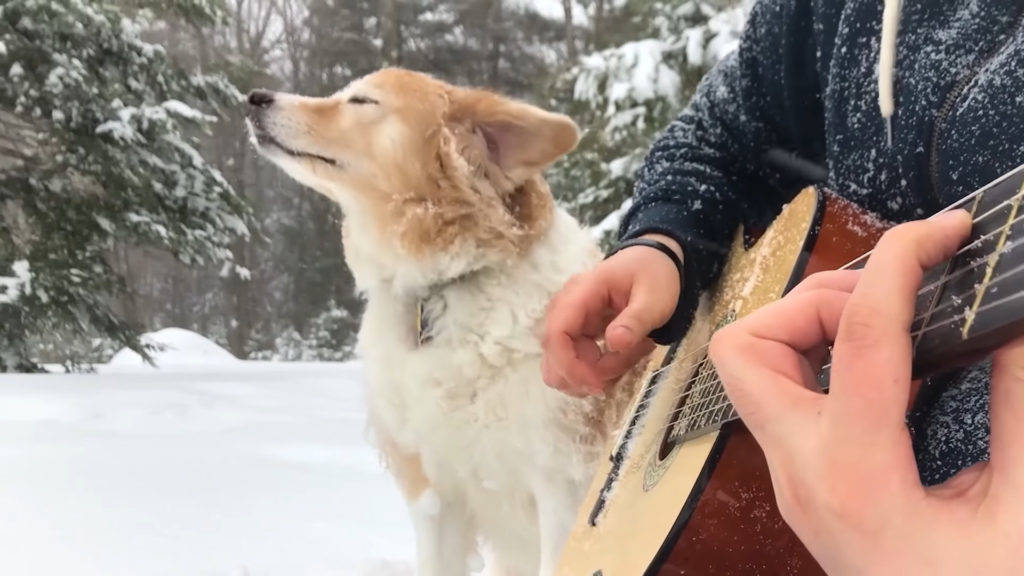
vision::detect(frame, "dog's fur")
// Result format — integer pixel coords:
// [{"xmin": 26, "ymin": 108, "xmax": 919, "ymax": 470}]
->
[{"xmin": 247, "ymin": 68, "xmax": 641, "ymax": 576}]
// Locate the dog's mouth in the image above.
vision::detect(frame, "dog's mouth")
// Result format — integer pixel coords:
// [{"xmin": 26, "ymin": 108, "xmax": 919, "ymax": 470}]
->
[{"xmin": 248, "ymin": 121, "xmax": 341, "ymax": 168}]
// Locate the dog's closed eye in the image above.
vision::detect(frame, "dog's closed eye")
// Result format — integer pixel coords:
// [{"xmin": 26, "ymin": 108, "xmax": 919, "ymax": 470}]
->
[{"xmin": 348, "ymin": 95, "xmax": 379, "ymax": 105}]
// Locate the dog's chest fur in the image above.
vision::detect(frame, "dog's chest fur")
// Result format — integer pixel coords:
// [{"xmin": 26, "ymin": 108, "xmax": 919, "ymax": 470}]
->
[{"xmin": 355, "ymin": 209, "xmax": 605, "ymax": 558}]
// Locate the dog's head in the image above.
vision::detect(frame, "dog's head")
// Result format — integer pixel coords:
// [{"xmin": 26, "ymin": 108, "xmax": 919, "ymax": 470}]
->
[{"xmin": 246, "ymin": 68, "xmax": 580, "ymax": 290}]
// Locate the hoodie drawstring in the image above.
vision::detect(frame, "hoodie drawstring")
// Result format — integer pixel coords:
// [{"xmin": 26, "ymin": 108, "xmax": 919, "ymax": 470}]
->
[{"xmin": 879, "ymin": 0, "xmax": 902, "ymax": 146}]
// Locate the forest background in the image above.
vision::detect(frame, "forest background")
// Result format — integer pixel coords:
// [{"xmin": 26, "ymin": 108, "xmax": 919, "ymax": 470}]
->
[{"xmin": 0, "ymin": 0, "xmax": 749, "ymax": 371}]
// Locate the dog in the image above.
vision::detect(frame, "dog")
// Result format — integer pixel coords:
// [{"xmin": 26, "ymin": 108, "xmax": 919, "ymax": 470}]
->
[{"xmin": 246, "ymin": 68, "xmax": 641, "ymax": 576}]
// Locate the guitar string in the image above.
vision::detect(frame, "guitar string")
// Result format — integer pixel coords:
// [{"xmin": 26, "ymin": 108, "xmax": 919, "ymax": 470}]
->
[
  {"xmin": 658, "ymin": 240, "xmax": 1024, "ymax": 424},
  {"xmin": 644, "ymin": 283, "xmax": 1024, "ymax": 442},
  {"xmin": 618, "ymin": 194, "xmax": 1024, "ymax": 420},
  {"xmin": 617, "ymin": 191, "xmax": 1024, "ymax": 435},
  {"xmin": 647, "ymin": 287, "xmax": 1024, "ymax": 443},
  {"xmin": 619, "ymin": 194, "xmax": 1024, "ymax": 420},
  {"xmin": 909, "ymin": 197, "xmax": 1024, "ymax": 295},
  {"xmin": 828, "ymin": 168, "xmax": 1020, "ymax": 271}
]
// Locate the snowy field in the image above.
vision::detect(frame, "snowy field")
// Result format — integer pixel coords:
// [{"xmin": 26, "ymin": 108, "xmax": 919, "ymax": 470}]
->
[{"xmin": 0, "ymin": 329, "xmax": 416, "ymax": 576}]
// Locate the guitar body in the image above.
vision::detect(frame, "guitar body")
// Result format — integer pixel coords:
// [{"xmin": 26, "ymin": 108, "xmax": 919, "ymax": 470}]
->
[{"xmin": 556, "ymin": 186, "xmax": 891, "ymax": 575}]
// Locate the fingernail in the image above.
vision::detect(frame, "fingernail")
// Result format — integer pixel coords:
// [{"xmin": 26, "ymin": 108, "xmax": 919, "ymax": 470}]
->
[
  {"xmin": 608, "ymin": 325, "xmax": 634, "ymax": 351},
  {"xmin": 930, "ymin": 208, "xmax": 972, "ymax": 226}
]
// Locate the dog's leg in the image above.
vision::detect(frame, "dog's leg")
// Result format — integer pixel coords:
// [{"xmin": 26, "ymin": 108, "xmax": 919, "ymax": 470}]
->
[
  {"xmin": 375, "ymin": 430, "xmax": 475, "ymax": 576},
  {"xmin": 533, "ymin": 478, "xmax": 583, "ymax": 576},
  {"xmin": 411, "ymin": 489, "xmax": 475, "ymax": 576}
]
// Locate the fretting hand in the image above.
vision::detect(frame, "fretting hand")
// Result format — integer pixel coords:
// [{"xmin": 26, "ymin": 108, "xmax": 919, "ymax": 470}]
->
[{"xmin": 709, "ymin": 210, "xmax": 1024, "ymax": 575}]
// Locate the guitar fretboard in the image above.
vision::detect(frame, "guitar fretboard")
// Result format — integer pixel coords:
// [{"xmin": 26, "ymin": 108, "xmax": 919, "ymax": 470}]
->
[
  {"xmin": 668, "ymin": 162, "xmax": 1024, "ymax": 443},
  {"xmin": 912, "ymin": 169, "xmax": 1024, "ymax": 377}
]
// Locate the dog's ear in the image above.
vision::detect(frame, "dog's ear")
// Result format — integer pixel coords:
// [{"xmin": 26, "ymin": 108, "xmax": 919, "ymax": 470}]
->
[{"xmin": 448, "ymin": 88, "xmax": 580, "ymax": 183}]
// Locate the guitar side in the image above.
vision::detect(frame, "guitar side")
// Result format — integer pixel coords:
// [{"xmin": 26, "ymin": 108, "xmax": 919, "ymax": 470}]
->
[{"xmin": 556, "ymin": 187, "xmax": 890, "ymax": 576}]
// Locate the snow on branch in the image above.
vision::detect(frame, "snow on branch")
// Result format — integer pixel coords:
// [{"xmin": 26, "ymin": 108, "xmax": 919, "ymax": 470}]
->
[{"xmin": 0, "ymin": 260, "xmax": 31, "ymax": 305}]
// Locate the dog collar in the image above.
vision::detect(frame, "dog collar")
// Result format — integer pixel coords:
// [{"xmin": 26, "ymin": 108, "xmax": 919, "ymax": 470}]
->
[
  {"xmin": 413, "ymin": 272, "xmax": 474, "ymax": 347},
  {"xmin": 415, "ymin": 289, "xmax": 447, "ymax": 347},
  {"xmin": 416, "ymin": 299, "xmax": 431, "ymax": 346}
]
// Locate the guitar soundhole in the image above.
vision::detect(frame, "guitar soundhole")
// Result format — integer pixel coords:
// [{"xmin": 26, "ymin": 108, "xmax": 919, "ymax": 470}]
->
[{"xmin": 656, "ymin": 353, "xmax": 734, "ymax": 460}]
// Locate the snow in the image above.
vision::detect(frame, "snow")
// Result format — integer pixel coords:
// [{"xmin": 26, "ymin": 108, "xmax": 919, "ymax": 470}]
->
[
  {"xmin": 0, "ymin": 259, "xmax": 31, "ymax": 304},
  {"xmin": 514, "ymin": 0, "xmax": 588, "ymax": 24},
  {"xmin": 575, "ymin": 39, "xmax": 683, "ymax": 118},
  {"xmin": 162, "ymin": 99, "xmax": 215, "ymax": 122},
  {"xmin": 703, "ymin": 5, "xmax": 747, "ymax": 65},
  {"xmin": 95, "ymin": 114, "xmax": 140, "ymax": 143},
  {"xmin": 0, "ymin": 357, "xmax": 417, "ymax": 575},
  {"xmin": 105, "ymin": 327, "xmax": 240, "ymax": 369},
  {"xmin": 590, "ymin": 198, "xmax": 632, "ymax": 240}
]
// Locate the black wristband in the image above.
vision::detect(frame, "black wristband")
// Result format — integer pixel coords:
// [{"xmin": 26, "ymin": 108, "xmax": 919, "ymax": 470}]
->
[
  {"xmin": 605, "ymin": 237, "xmax": 688, "ymax": 345},
  {"xmin": 605, "ymin": 237, "xmax": 684, "ymax": 277}
]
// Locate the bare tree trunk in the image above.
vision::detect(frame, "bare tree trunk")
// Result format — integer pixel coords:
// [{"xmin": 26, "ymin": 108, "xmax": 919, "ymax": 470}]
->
[
  {"xmin": 225, "ymin": 129, "xmax": 253, "ymax": 358},
  {"xmin": 278, "ymin": 0, "xmax": 306, "ymax": 88},
  {"xmin": 487, "ymin": 0, "xmax": 503, "ymax": 85},
  {"xmin": 380, "ymin": 0, "xmax": 402, "ymax": 66},
  {"xmin": 563, "ymin": 0, "xmax": 577, "ymax": 61},
  {"xmin": 592, "ymin": 0, "xmax": 606, "ymax": 50},
  {"xmin": 169, "ymin": 268, "xmax": 187, "ymax": 328},
  {"xmin": 118, "ymin": 243, "xmax": 142, "ymax": 330}
]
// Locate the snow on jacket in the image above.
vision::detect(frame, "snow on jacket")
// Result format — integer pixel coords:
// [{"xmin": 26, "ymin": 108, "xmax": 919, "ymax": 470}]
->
[{"xmin": 618, "ymin": 0, "xmax": 1024, "ymax": 485}]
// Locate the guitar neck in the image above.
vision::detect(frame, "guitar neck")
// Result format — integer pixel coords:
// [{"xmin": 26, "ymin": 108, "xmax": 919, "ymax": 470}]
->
[
  {"xmin": 911, "ymin": 168, "xmax": 1024, "ymax": 378},
  {"xmin": 682, "ymin": 162, "xmax": 1024, "ymax": 438}
]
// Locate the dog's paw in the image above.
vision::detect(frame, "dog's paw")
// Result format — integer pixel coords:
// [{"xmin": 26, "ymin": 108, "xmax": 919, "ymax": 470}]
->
[
  {"xmin": 414, "ymin": 489, "xmax": 441, "ymax": 517},
  {"xmin": 467, "ymin": 548, "xmax": 484, "ymax": 573}
]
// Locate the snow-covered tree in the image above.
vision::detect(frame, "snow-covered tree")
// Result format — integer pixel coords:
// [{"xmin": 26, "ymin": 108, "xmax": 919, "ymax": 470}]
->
[
  {"xmin": 0, "ymin": 0, "xmax": 251, "ymax": 371},
  {"xmin": 548, "ymin": 0, "xmax": 749, "ymax": 247},
  {"xmin": 250, "ymin": 300, "xmax": 360, "ymax": 362}
]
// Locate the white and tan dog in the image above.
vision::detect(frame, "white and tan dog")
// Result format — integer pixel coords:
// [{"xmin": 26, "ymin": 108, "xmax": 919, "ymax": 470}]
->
[{"xmin": 246, "ymin": 68, "xmax": 639, "ymax": 576}]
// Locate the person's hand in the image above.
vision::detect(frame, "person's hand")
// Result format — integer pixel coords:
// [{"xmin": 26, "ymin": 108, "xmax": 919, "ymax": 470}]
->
[
  {"xmin": 709, "ymin": 209, "xmax": 1024, "ymax": 575},
  {"xmin": 541, "ymin": 233, "xmax": 682, "ymax": 396}
]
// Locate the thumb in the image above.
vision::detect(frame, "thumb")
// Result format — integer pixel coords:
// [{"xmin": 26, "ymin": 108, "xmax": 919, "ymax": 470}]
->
[
  {"xmin": 988, "ymin": 334, "xmax": 1024, "ymax": 487},
  {"xmin": 605, "ymin": 275, "xmax": 675, "ymax": 353}
]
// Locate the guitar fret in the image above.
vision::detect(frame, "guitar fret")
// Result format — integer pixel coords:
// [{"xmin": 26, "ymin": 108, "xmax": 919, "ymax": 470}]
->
[
  {"xmin": 666, "ymin": 350, "xmax": 743, "ymax": 444},
  {"xmin": 911, "ymin": 262, "xmax": 956, "ymax": 343},
  {"xmin": 913, "ymin": 167, "xmax": 1024, "ymax": 376},
  {"xmin": 962, "ymin": 181, "xmax": 1024, "ymax": 338}
]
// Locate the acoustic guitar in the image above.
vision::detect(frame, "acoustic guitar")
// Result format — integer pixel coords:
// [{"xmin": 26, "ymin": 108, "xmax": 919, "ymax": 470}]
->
[{"xmin": 556, "ymin": 163, "xmax": 1024, "ymax": 575}]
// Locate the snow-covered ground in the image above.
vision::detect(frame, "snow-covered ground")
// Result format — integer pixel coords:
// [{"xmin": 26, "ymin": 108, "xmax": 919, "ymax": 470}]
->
[{"xmin": 0, "ymin": 330, "xmax": 416, "ymax": 575}]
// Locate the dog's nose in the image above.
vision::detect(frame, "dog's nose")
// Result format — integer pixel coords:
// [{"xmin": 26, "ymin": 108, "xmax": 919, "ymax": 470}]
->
[{"xmin": 247, "ymin": 89, "xmax": 275, "ymax": 108}]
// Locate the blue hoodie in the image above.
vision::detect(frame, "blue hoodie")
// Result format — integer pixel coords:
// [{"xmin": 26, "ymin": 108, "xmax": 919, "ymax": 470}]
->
[{"xmin": 618, "ymin": 0, "xmax": 1024, "ymax": 485}]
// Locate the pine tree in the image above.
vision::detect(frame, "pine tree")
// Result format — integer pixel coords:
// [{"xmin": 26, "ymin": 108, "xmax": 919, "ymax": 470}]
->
[
  {"xmin": 547, "ymin": 0, "xmax": 749, "ymax": 247},
  {"xmin": 0, "ymin": 0, "xmax": 252, "ymax": 371}
]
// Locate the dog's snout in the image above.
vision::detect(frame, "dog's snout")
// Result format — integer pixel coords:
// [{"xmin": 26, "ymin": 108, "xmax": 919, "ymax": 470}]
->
[{"xmin": 247, "ymin": 89, "xmax": 275, "ymax": 109}]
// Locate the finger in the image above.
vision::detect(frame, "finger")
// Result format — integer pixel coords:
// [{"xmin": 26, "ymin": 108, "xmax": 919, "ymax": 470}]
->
[
  {"xmin": 739, "ymin": 288, "xmax": 850, "ymax": 354},
  {"xmin": 786, "ymin": 270, "xmax": 861, "ymax": 381},
  {"xmin": 556, "ymin": 346, "xmax": 602, "ymax": 395},
  {"xmin": 594, "ymin": 338, "xmax": 656, "ymax": 385},
  {"xmin": 829, "ymin": 210, "xmax": 972, "ymax": 432},
  {"xmin": 712, "ymin": 332, "xmax": 820, "ymax": 445},
  {"xmin": 987, "ymin": 333, "xmax": 1024, "ymax": 486},
  {"xmin": 542, "ymin": 353, "xmax": 569, "ymax": 393},
  {"xmin": 787, "ymin": 269, "xmax": 862, "ymax": 296},
  {"xmin": 542, "ymin": 353, "xmax": 589, "ymax": 398},
  {"xmin": 710, "ymin": 288, "xmax": 850, "ymax": 439},
  {"xmin": 605, "ymin": 274, "xmax": 677, "ymax": 354},
  {"xmin": 541, "ymin": 352, "xmax": 565, "ymax": 391},
  {"xmin": 543, "ymin": 275, "xmax": 610, "ymax": 392}
]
